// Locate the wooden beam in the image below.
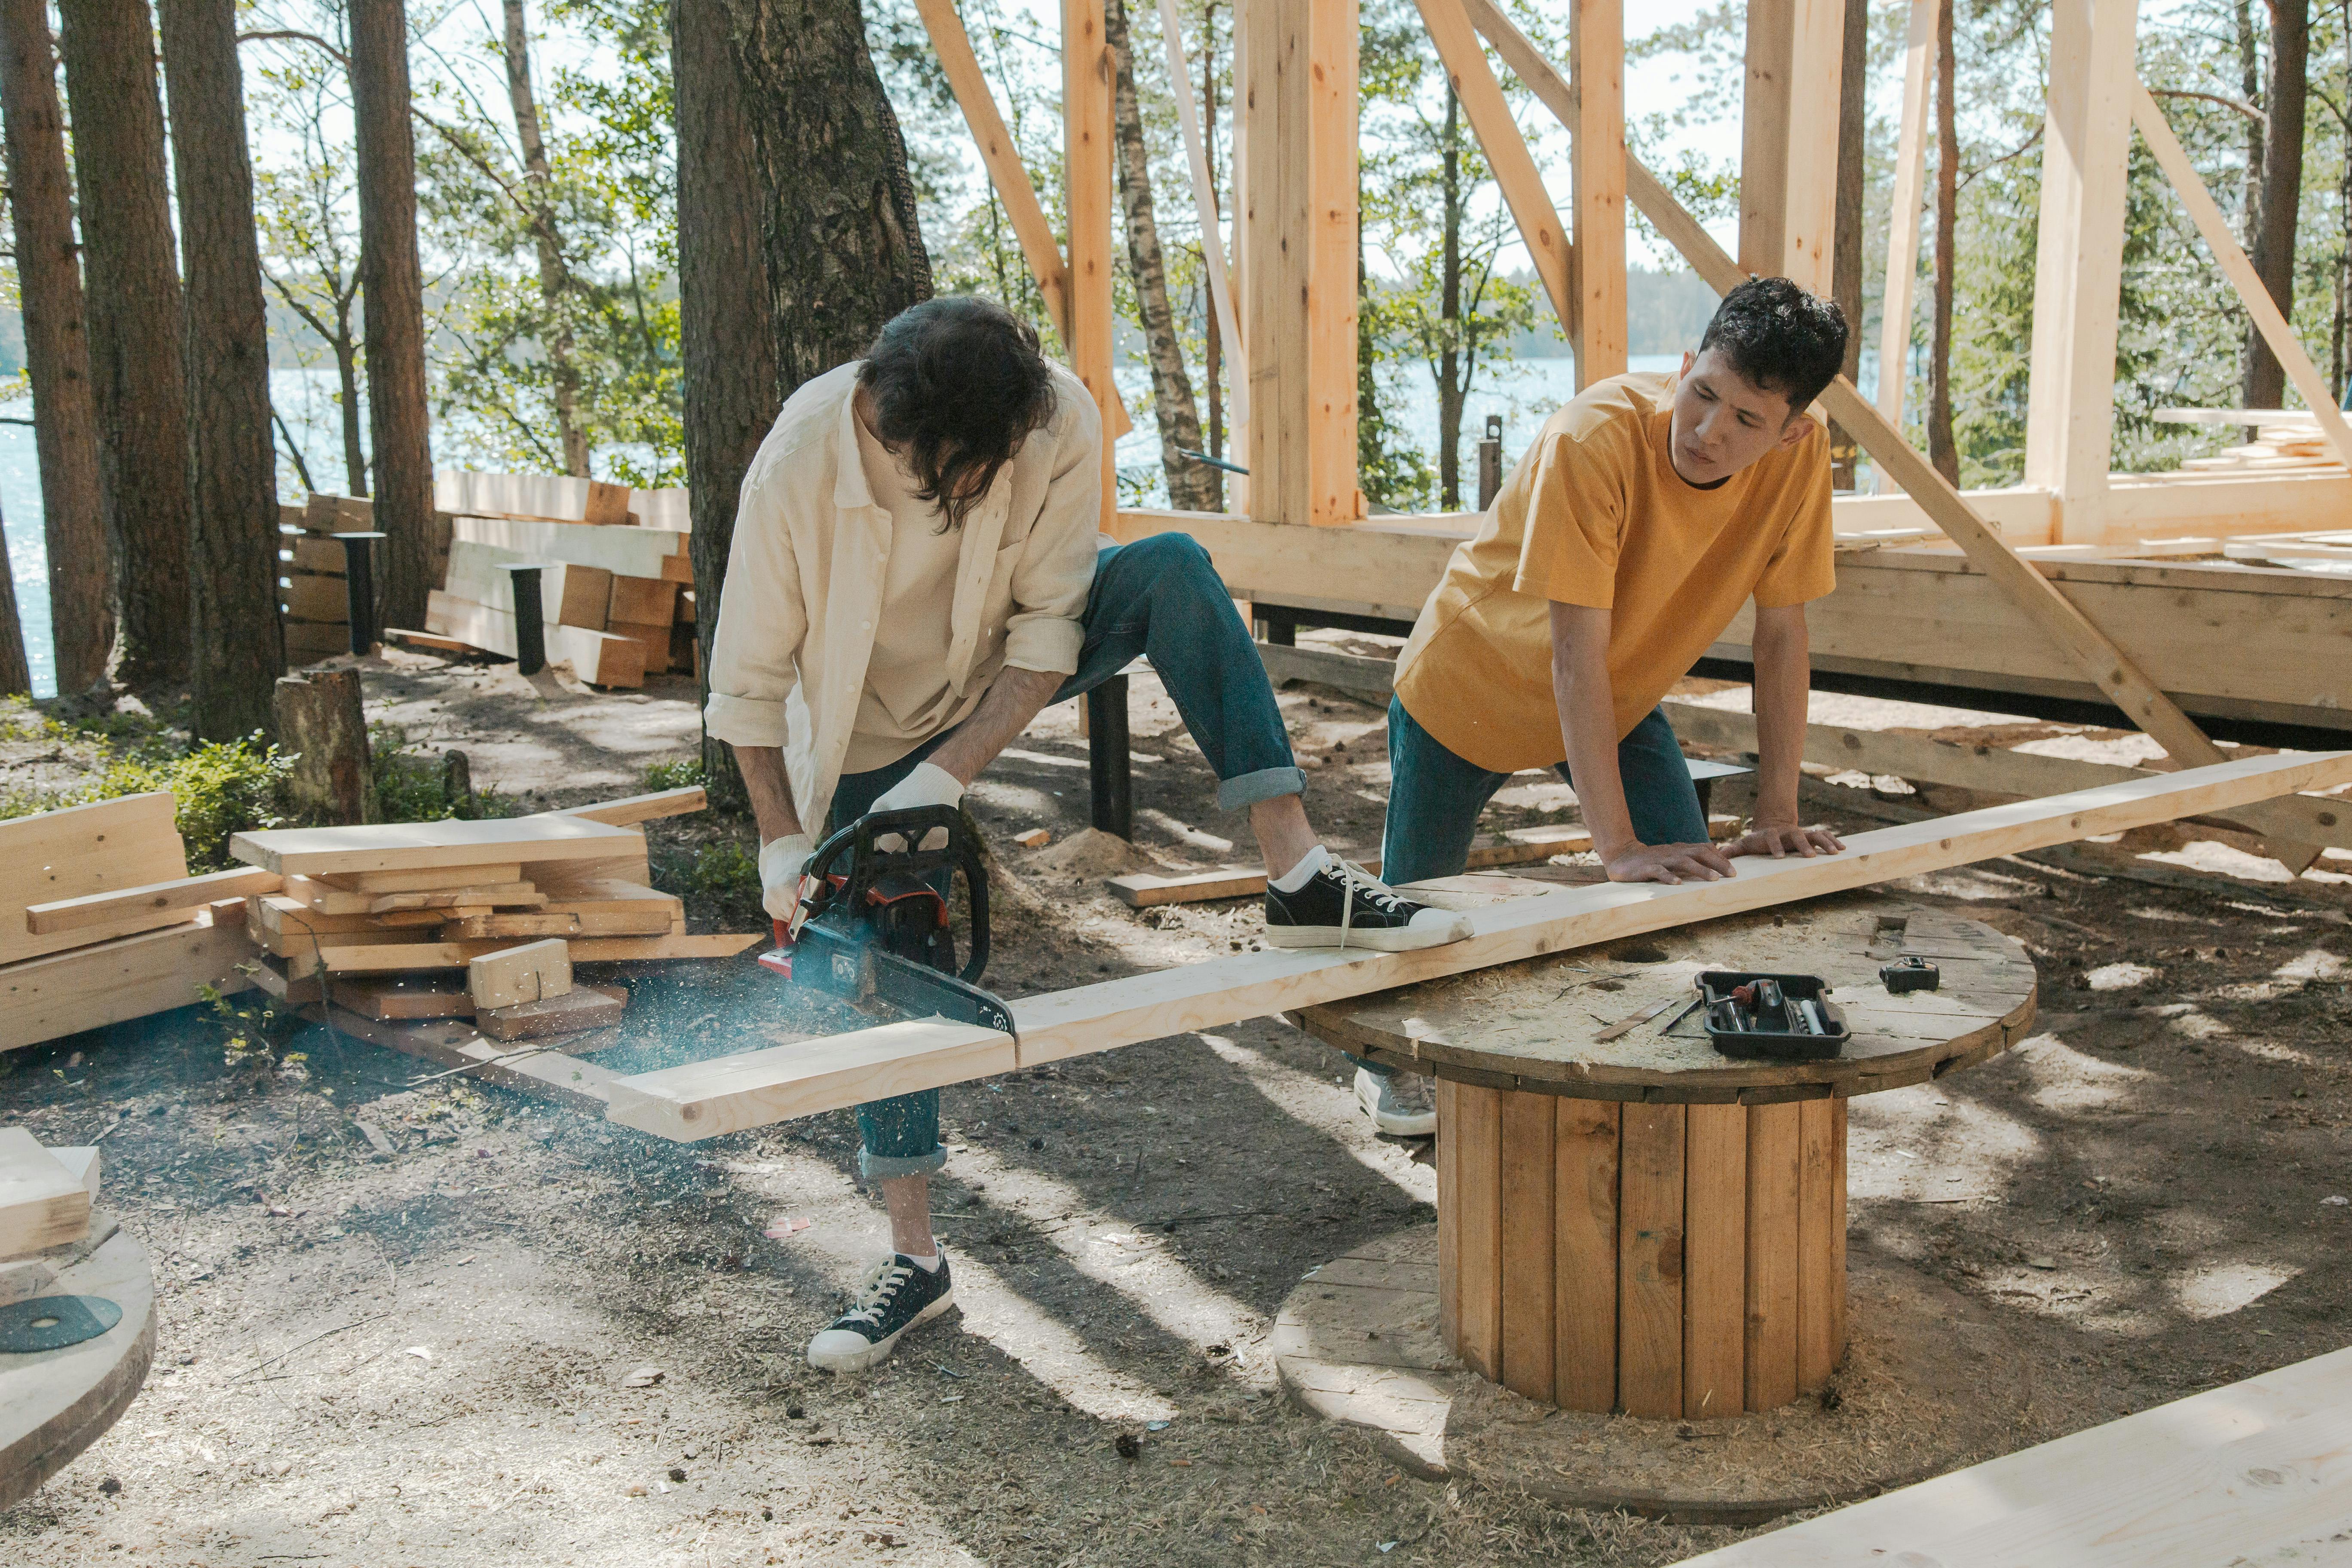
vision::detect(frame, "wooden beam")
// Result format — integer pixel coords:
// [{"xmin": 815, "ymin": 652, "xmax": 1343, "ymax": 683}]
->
[
  {"xmin": 1875, "ymin": 0, "xmax": 1935, "ymax": 429},
  {"xmin": 1414, "ymin": 0, "xmax": 1574, "ymax": 338},
  {"xmin": 1065, "ymin": 0, "xmax": 1118, "ymax": 524},
  {"xmin": 602, "ymin": 748, "xmax": 2352, "ymax": 1140},
  {"xmin": 1737, "ymin": 0, "xmax": 1842, "ymax": 290},
  {"xmin": 24, "ymin": 866, "xmax": 281, "ymax": 937},
  {"xmin": 1307, "ymin": 0, "xmax": 1360, "ymax": 524},
  {"xmin": 0, "ymin": 910, "xmax": 254, "ymax": 1053},
  {"xmin": 1155, "ymin": 0, "xmax": 1246, "ymax": 433},
  {"xmin": 1569, "ymin": 0, "xmax": 1626, "ymax": 385},
  {"xmin": 914, "ymin": 0, "xmax": 1072, "ymax": 343},
  {"xmin": 2022, "ymin": 0, "xmax": 2137, "ymax": 542},
  {"xmin": 2129, "ymin": 83, "xmax": 2352, "ymax": 473},
  {"xmin": 229, "ymin": 816, "xmax": 642, "ymax": 877},
  {"xmin": 541, "ymin": 787, "xmax": 707, "ymax": 827},
  {"xmin": 1658, "ymin": 700, "xmax": 2352, "ymax": 852}
]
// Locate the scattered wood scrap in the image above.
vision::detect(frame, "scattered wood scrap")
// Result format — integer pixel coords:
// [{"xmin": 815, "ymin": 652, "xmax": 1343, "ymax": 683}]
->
[
  {"xmin": 469, "ymin": 938, "xmax": 572, "ymax": 1009},
  {"xmin": 602, "ymin": 747, "xmax": 2352, "ymax": 1140},
  {"xmin": 478, "ymin": 985, "xmax": 627, "ymax": 1042},
  {"xmin": 0, "ymin": 1128, "xmax": 95, "ymax": 1261}
]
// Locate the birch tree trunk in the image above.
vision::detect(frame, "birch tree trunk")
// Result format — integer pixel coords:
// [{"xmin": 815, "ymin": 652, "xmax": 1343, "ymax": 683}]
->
[
  {"xmin": 349, "ymin": 0, "xmax": 438, "ymax": 632},
  {"xmin": 673, "ymin": 0, "xmax": 778, "ymax": 803},
  {"xmin": 717, "ymin": 0, "xmax": 931, "ymax": 398},
  {"xmin": 2243, "ymin": 0, "xmax": 2308, "ymax": 409},
  {"xmin": 502, "ymin": 0, "xmax": 589, "ymax": 476},
  {"xmin": 0, "ymin": 499, "xmax": 28, "ymax": 695},
  {"xmin": 1106, "ymin": 0, "xmax": 1211, "ymax": 511},
  {"xmin": 158, "ymin": 0, "xmax": 282, "ymax": 738},
  {"xmin": 0, "ymin": 0, "xmax": 114, "ymax": 696},
  {"xmin": 58, "ymin": 0, "xmax": 191, "ymax": 692},
  {"xmin": 1925, "ymin": 0, "xmax": 1958, "ymax": 486}
]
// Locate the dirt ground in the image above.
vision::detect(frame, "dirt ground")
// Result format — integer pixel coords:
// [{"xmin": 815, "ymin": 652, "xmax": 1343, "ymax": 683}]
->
[{"xmin": 1, "ymin": 641, "xmax": 2348, "ymax": 1567}]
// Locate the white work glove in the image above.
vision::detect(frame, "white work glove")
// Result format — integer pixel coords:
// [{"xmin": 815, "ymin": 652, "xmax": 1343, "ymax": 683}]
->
[
  {"xmin": 867, "ymin": 761, "xmax": 965, "ymax": 851},
  {"xmin": 758, "ymin": 832, "xmax": 815, "ymax": 926}
]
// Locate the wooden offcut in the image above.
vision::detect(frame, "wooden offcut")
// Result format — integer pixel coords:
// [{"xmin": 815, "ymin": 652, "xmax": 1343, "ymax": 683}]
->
[
  {"xmin": 0, "ymin": 793, "xmax": 191, "ymax": 967},
  {"xmin": 466, "ymin": 938, "xmax": 572, "ymax": 1009},
  {"xmin": 0, "ymin": 1129, "xmax": 92, "ymax": 1259},
  {"xmin": 24, "ymin": 866, "xmax": 279, "ymax": 936},
  {"xmin": 476, "ymin": 984, "xmax": 627, "ymax": 1042}
]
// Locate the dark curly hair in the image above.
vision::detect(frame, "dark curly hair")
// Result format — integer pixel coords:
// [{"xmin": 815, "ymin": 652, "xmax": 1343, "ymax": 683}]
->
[
  {"xmin": 858, "ymin": 295, "xmax": 1060, "ymax": 530},
  {"xmin": 1697, "ymin": 277, "xmax": 1850, "ymax": 414}
]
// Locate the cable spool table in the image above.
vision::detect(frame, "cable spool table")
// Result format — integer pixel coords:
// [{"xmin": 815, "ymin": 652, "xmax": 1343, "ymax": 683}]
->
[{"xmin": 1278, "ymin": 886, "xmax": 2041, "ymax": 1519}]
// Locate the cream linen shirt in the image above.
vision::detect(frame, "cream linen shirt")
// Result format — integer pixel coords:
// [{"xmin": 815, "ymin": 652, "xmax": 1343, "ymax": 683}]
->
[{"xmin": 704, "ymin": 359, "xmax": 1103, "ymax": 833}]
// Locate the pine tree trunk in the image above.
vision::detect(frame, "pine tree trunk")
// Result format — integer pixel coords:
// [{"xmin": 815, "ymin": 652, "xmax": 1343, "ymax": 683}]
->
[
  {"xmin": 1437, "ymin": 89, "xmax": 1464, "ymax": 511},
  {"xmin": 717, "ymin": 0, "xmax": 932, "ymax": 397},
  {"xmin": 158, "ymin": 0, "xmax": 282, "ymax": 738},
  {"xmin": 1827, "ymin": 0, "xmax": 1866, "ymax": 490},
  {"xmin": 1926, "ymin": 0, "xmax": 1959, "ymax": 486},
  {"xmin": 2243, "ymin": 0, "xmax": 2308, "ymax": 408},
  {"xmin": 0, "ymin": 497, "xmax": 29, "ymax": 695},
  {"xmin": 1106, "ymin": 0, "xmax": 1211, "ymax": 511},
  {"xmin": 673, "ymin": 0, "xmax": 778, "ymax": 805},
  {"xmin": 58, "ymin": 0, "xmax": 191, "ymax": 693},
  {"xmin": 0, "ymin": 0, "xmax": 114, "ymax": 697},
  {"xmin": 274, "ymin": 668, "xmax": 378, "ymax": 824},
  {"xmin": 335, "ymin": 302, "xmax": 368, "ymax": 495},
  {"xmin": 349, "ymin": 0, "xmax": 438, "ymax": 633},
  {"xmin": 502, "ymin": 0, "xmax": 589, "ymax": 476}
]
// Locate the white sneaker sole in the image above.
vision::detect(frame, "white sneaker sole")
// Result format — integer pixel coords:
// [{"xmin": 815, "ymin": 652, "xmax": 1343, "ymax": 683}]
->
[
  {"xmin": 1262, "ymin": 919, "xmax": 1472, "ymax": 953},
  {"xmin": 1356, "ymin": 1073, "xmax": 1438, "ymax": 1137},
  {"xmin": 805, "ymin": 1287, "xmax": 956, "ymax": 1373}
]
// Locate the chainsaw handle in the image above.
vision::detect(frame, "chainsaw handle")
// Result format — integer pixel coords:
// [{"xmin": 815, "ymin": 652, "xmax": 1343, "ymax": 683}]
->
[{"xmin": 805, "ymin": 803, "xmax": 994, "ymax": 986}]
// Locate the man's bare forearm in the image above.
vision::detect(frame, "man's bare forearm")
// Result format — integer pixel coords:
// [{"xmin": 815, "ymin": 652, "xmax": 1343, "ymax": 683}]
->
[
  {"xmin": 1549, "ymin": 603, "xmax": 1638, "ymax": 857},
  {"xmin": 928, "ymin": 665, "xmax": 1066, "ymax": 787},
  {"xmin": 1749, "ymin": 605, "xmax": 1811, "ymax": 826},
  {"xmin": 732, "ymin": 745, "xmax": 804, "ymax": 845}
]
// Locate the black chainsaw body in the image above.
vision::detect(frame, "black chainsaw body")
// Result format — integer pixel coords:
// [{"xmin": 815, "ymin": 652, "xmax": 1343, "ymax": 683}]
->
[{"xmin": 762, "ymin": 805, "xmax": 1014, "ymax": 1037}]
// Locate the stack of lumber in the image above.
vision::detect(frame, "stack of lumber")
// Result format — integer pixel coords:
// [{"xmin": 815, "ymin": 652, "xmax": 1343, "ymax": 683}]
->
[
  {"xmin": 279, "ymin": 495, "xmax": 367, "ymax": 659},
  {"xmin": 229, "ymin": 789, "xmax": 760, "ymax": 999},
  {"xmin": 422, "ymin": 471, "xmax": 695, "ymax": 683},
  {"xmin": 0, "ymin": 1128, "xmax": 101, "ymax": 1283},
  {"xmin": 2, "ymin": 793, "xmax": 266, "ymax": 1052},
  {"xmin": 2150, "ymin": 407, "xmax": 2346, "ymax": 479}
]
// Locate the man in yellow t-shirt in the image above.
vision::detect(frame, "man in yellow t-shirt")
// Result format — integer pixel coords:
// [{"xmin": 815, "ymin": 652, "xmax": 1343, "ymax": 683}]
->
[{"xmin": 1347, "ymin": 280, "xmax": 1851, "ymax": 1131}]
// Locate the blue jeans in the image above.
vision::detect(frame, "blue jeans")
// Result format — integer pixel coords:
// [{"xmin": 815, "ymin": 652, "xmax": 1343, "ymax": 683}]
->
[
  {"xmin": 1354, "ymin": 696, "xmax": 1707, "ymax": 1079},
  {"xmin": 839, "ymin": 533, "xmax": 1304, "ymax": 1179}
]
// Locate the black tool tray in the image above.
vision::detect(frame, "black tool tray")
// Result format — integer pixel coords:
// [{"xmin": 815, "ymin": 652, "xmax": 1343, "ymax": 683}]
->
[{"xmin": 1694, "ymin": 970, "xmax": 1849, "ymax": 1061}]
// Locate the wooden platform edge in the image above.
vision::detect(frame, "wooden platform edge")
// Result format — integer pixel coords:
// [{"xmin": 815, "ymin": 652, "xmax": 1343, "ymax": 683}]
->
[{"xmin": 601, "ymin": 748, "xmax": 2352, "ymax": 1140}]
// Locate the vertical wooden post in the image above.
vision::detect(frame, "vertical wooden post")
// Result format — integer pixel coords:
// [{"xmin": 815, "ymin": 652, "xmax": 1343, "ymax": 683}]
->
[
  {"xmin": 1066, "ymin": 0, "xmax": 1118, "ymax": 527},
  {"xmin": 1553, "ymin": 1098, "xmax": 1619, "ymax": 1413},
  {"xmin": 1436, "ymin": 1075, "xmax": 1460, "ymax": 1351},
  {"xmin": 1682, "ymin": 1102, "xmax": 1746, "ymax": 1419},
  {"xmin": 1451, "ymin": 1081, "xmax": 1504, "ymax": 1379},
  {"xmin": 1498, "ymin": 1089, "xmax": 1556, "ymax": 1400},
  {"xmin": 1737, "ymin": 0, "xmax": 1841, "ymax": 292},
  {"xmin": 1829, "ymin": 1097, "xmax": 1849, "ymax": 1365},
  {"xmin": 1243, "ymin": 0, "xmax": 1357, "ymax": 526},
  {"xmin": 1795, "ymin": 1096, "xmax": 1841, "ymax": 1392},
  {"xmin": 1227, "ymin": 10, "xmax": 1251, "ymax": 517},
  {"xmin": 1875, "ymin": 0, "xmax": 1935, "ymax": 432},
  {"xmin": 2023, "ymin": 0, "xmax": 2137, "ymax": 543},
  {"xmin": 1743, "ymin": 1102, "xmax": 1801, "ymax": 1411},
  {"xmin": 1569, "ymin": 0, "xmax": 1626, "ymax": 386},
  {"xmin": 1617, "ymin": 1103, "xmax": 1685, "ymax": 1419}
]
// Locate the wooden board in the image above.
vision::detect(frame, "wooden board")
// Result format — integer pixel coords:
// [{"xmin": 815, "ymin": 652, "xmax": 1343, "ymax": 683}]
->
[
  {"xmin": 556, "ymin": 625, "xmax": 647, "ymax": 687},
  {"xmin": 300, "ymin": 1004, "xmax": 619, "ymax": 1113},
  {"xmin": 24, "ymin": 866, "xmax": 279, "ymax": 937},
  {"xmin": 1553, "ymin": 1098, "xmax": 1619, "ymax": 1412},
  {"xmin": 601, "ymin": 750, "xmax": 2349, "ymax": 1139},
  {"xmin": 327, "ymin": 862, "xmax": 528, "ymax": 893},
  {"xmin": 328, "ymin": 971, "xmax": 473, "ymax": 1020},
  {"xmin": 0, "ymin": 793, "xmax": 190, "ymax": 966},
  {"xmin": 286, "ymin": 876, "xmax": 542, "ymax": 915},
  {"xmin": 1450, "ymin": 1081, "xmax": 1503, "ymax": 1381},
  {"xmin": 278, "ymin": 931, "xmax": 760, "ymax": 976},
  {"xmin": 0, "ymin": 911, "xmax": 254, "ymax": 1052},
  {"xmin": 606, "ymin": 618, "xmax": 673, "ymax": 676},
  {"xmin": 542, "ymin": 787, "xmax": 707, "ymax": 827},
  {"xmin": 281, "ymin": 533, "xmax": 347, "ymax": 575},
  {"xmin": 1106, "ymin": 825, "xmax": 1604, "ymax": 908},
  {"xmin": 279, "ymin": 572, "xmax": 349, "ymax": 622},
  {"xmin": 1743, "ymin": 1102, "xmax": 1801, "ymax": 1412},
  {"xmin": 1676, "ymin": 1344, "xmax": 2352, "ymax": 1566},
  {"xmin": 476, "ymin": 984, "xmax": 626, "ymax": 1042},
  {"xmin": 440, "ymin": 899, "xmax": 677, "ymax": 940},
  {"xmin": 471, "ymin": 939, "xmax": 571, "ymax": 1008},
  {"xmin": 1616, "ymin": 1103, "xmax": 1685, "ymax": 1420},
  {"xmin": 1496, "ymin": 1088, "xmax": 1556, "ymax": 1402},
  {"xmin": 1795, "ymin": 1097, "xmax": 1841, "ymax": 1392},
  {"xmin": 1682, "ymin": 1101, "xmax": 1746, "ymax": 1419},
  {"xmin": 230, "ymin": 815, "xmax": 640, "ymax": 876},
  {"xmin": 607, "ymin": 574, "xmax": 677, "ymax": 625},
  {"xmin": 0, "ymin": 1129, "xmax": 91, "ymax": 1260}
]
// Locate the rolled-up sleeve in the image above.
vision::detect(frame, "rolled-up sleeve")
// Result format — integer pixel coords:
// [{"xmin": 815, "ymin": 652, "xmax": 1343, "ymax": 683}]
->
[
  {"xmin": 1001, "ymin": 387, "xmax": 1102, "ymax": 676},
  {"xmin": 703, "ymin": 463, "xmax": 806, "ymax": 748}
]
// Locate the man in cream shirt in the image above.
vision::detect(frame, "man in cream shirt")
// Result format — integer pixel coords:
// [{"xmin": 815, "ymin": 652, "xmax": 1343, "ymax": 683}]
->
[{"xmin": 706, "ymin": 295, "xmax": 1471, "ymax": 1374}]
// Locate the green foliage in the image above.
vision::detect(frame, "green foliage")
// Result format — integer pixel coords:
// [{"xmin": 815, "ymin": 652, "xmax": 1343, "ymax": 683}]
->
[
  {"xmin": 371, "ymin": 725, "xmax": 512, "ymax": 824},
  {"xmin": 682, "ymin": 838, "xmax": 765, "ymax": 932},
  {"xmin": 642, "ymin": 755, "xmax": 708, "ymax": 793},
  {"xmin": 98, "ymin": 738, "xmax": 295, "ymax": 872},
  {"xmin": 199, "ymin": 978, "xmax": 310, "ymax": 1087}
]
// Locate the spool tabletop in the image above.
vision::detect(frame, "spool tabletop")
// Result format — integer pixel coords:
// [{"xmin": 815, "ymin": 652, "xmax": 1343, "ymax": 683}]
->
[{"xmin": 1292, "ymin": 888, "xmax": 2037, "ymax": 1422}]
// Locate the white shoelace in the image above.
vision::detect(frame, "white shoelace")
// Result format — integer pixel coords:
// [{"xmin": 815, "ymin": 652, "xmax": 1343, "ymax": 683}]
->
[
  {"xmin": 837, "ymin": 1257, "xmax": 914, "ymax": 1329},
  {"xmin": 1324, "ymin": 858, "xmax": 1410, "ymax": 952}
]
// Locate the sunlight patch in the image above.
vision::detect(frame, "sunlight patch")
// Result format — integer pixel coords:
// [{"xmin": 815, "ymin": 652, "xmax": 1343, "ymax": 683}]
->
[{"xmin": 2171, "ymin": 1261, "xmax": 2300, "ymax": 1320}]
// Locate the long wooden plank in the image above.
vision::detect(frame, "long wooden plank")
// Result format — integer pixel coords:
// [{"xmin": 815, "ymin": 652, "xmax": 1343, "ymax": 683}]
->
[
  {"xmin": 1569, "ymin": 0, "xmax": 1625, "ymax": 383},
  {"xmin": 0, "ymin": 912, "xmax": 254, "ymax": 1052},
  {"xmin": 1660, "ymin": 701, "xmax": 2352, "ymax": 851},
  {"xmin": 1876, "ymin": 0, "xmax": 1936, "ymax": 428},
  {"xmin": 25, "ymin": 867, "xmax": 282, "ymax": 936},
  {"xmin": 2130, "ymin": 83, "xmax": 2352, "ymax": 472},
  {"xmin": 300, "ymin": 1005, "xmax": 618, "ymax": 1112},
  {"xmin": 1497, "ymin": 1087, "xmax": 1556, "ymax": 1402},
  {"xmin": 1675, "ymin": 1344, "xmax": 2352, "ymax": 1565},
  {"xmin": 1553, "ymin": 1098, "xmax": 1619, "ymax": 1412},
  {"xmin": 1795, "ymin": 1096, "xmax": 1839, "ymax": 1392},
  {"xmin": 1617, "ymin": 1102, "xmax": 1684, "ymax": 1419},
  {"xmin": 1452, "ymin": 1081, "xmax": 1504, "ymax": 1381},
  {"xmin": 230, "ymin": 816, "xmax": 641, "ymax": 876},
  {"xmin": 541, "ymin": 787, "xmax": 707, "ymax": 827},
  {"xmin": 280, "ymin": 931, "xmax": 760, "ymax": 976},
  {"xmin": 1155, "ymin": 0, "xmax": 1245, "ymax": 431},
  {"xmin": 1743, "ymin": 1101, "xmax": 1801, "ymax": 1412},
  {"xmin": 1064, "ymin": 0, "xmax": 1118, "ymax": 528},
  {"xmin": 1460, "ymin": 0, "xmax": 2274, "ymax": 820},
  {"xmin": 1682, "ymin": 1101, "xmax": 1746, "ymax": 1419},
  {"xmin": 1413, "ymin": 0, "xmax": 1574, "ymax": 338},
  {"xmin": 602, "ymin": 748, "xmax": 2352, "ymax": 1139},
  {"xmin": 1104, "ymin": 825, "xmax": 1601, "ymax": 908}
]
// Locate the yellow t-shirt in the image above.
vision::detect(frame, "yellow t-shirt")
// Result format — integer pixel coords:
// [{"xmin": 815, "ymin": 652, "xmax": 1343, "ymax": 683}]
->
[{"xmin": 1393, "ymin": 371, "xmax": 1835, "ymax": 774}]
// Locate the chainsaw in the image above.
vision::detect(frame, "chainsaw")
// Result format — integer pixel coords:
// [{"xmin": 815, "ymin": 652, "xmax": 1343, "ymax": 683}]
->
[{"xmin": 759, "ymin": 804, "xmax": 1016, "ymax": 1037}]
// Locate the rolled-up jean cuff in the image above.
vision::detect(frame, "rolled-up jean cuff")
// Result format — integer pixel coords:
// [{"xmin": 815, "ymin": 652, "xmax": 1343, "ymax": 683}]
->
[
  {"xmin": 1216, "ymin": 765, "xmax": 1305, "ymax": 813},
  {"xmin": 1346, "ymin": 1051, "xmax": 1393, "ymax": 1078},
  {"xmin": 857, "ymin": 1145, "xmax": 949, "ymax": 1182}
]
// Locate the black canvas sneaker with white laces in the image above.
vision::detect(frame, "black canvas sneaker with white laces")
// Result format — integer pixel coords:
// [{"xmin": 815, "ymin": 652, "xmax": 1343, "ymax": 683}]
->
[
  {"xmin": 806, "ymin": 1250, "xmax": 956, "ymax": 1373},
  {"xmin": 1263, "ymin": 852, "xmax": 1474, "ymax": 952}
]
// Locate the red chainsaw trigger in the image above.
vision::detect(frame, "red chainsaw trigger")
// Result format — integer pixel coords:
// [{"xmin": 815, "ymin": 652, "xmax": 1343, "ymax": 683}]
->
[{"xmin": 760, "ymin": 919, "xmax": 796, "ymax": 977}]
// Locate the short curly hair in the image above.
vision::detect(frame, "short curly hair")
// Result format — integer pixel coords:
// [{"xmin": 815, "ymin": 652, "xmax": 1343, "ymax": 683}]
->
[
  {"xmin": 858, "ymin": 295, "xmax": 1060, "ymax": 530},
  {"xmin": 1697, "ymin": 277, "xmax": 1850, "ymax": 413}
]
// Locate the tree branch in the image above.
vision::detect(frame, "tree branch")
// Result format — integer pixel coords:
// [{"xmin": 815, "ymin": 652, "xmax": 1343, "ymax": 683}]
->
[
  {"xmin": 2148, "ymin": 86, "xmax": 2269, "ymax": 126},
  {"xmin": 239, "ymin": 29, "xmax": 349, "ymax": 67}
]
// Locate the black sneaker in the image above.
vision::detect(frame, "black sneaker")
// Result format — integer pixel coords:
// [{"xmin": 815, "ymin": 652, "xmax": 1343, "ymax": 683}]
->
[
  {"xmin": 1264, "ymin": 851, "xmax": 1474, "ymax": 952},
  {"xmin": 806, "ymin": 1250, "xmax": 956, "ymax": 1372}
]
